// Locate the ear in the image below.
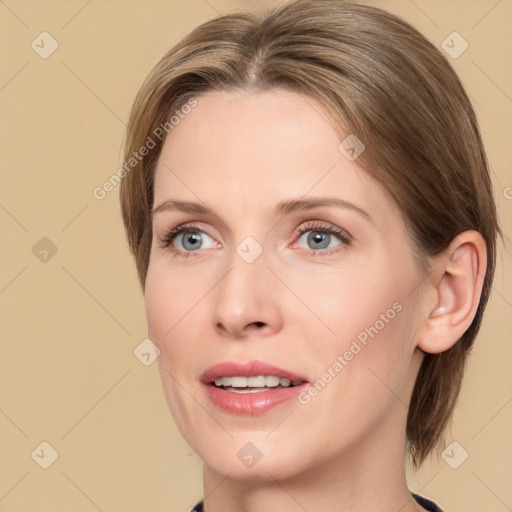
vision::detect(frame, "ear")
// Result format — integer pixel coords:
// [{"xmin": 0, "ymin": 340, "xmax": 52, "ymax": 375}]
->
[{"xmin": 417, "ymin": 230, "xmax": 487, "ymax": 354}]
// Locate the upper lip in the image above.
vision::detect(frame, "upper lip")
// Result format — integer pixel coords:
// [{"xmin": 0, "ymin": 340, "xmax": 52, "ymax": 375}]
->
[{"xmin": 201, "ymin": 360, "xmax": 308, "ymax": 384}]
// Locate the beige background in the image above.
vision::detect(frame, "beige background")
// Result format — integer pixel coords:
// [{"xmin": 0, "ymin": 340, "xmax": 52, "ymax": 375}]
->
[{"xmin": 0, "ymin": 0, "xmax": 511, "ymax": 510}]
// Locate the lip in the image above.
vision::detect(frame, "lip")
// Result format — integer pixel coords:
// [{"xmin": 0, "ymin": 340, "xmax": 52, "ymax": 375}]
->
[{"xmin": 201, "ymin": 360, "xmax": 309, "ymax": 416}]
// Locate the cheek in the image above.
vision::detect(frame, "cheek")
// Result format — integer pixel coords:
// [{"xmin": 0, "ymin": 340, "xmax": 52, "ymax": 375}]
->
[
  {"xmin": 319, "ymin": 285, "xmax": 419, "ymax": 415},
  {"xmin": 293, "ymin": 255, "xmax": 419, "ymax": 383},
  {"xmin": 144, "ymin": 262, "xmax": 214, "ymax": 382},
  {"xmin": 144, "ymin": 261, "xmax": 201, "ymax": 342},
  {"xmin": 287, "ymin": 258, "xmax": 404, "ymax": 339},
  {"xmin": 145, "ymin": 268, "xmax": 187, "ymax": 371},
  {"xmin": 144, "ymin": 267, "xmax": 201, "ymax": 426},
  {"xmin": 144, "ymin": 272, "xmax": 171, "ymax": 343}
]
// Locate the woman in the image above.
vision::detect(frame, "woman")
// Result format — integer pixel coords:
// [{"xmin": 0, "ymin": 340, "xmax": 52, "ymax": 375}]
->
[{"xmin": 119, "ymin": 1, "xmax": 501, "ymax": 510}]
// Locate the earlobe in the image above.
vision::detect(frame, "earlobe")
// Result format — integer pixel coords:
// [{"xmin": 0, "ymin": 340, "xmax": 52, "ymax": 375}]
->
[{"xmin": 417, "ymin": 231, "xmax": 487, "ymax": 354}]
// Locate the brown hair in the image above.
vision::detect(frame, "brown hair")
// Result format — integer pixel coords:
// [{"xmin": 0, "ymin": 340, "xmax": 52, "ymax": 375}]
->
[{"xmin": 119, "ymin": 0, "xmax": 502, "ymax": 467}]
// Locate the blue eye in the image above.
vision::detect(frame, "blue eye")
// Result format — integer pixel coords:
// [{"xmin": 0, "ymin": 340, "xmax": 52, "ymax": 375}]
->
[
  {"xmin": 298, "ymin": 230, "xmax": 340, "ymax": 251},
  {"xmin": 158, "ymin": 223, "xmax": 217, "ymax": 254},
  {"xmin": 294, "ymin": 221, "xmax": 351, "ymax": 255}
]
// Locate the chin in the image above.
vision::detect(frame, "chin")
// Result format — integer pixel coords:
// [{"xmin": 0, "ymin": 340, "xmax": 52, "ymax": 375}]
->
[{"xmin": 197, "ymin": 441, "xmax": 313, "ymax": 482}]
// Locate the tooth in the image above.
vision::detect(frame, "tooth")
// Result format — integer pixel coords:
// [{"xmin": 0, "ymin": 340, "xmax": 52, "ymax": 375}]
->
[
  {"xmin": 247, "ymin": 376, "xmax": 267, "ymax": 387},
  {"xmin": 230, "ymin": 376, "xmax": 248, "ymax": 388},
  {"xmin": 214, "ymin": 375, "xmax": 302, "ymax": 388},
  {"xmin": 227, "ymin": 387, "xmax": 271, "ymax": 394},
  {"xmin": 265, "ymin": 376, "xmax": 280, "ymax": 387}
]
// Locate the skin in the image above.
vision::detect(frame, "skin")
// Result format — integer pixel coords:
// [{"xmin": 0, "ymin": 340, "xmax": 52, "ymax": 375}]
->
[{"xmin": 145, "ymin": 89, "xmax": 486, "ymax": 512}]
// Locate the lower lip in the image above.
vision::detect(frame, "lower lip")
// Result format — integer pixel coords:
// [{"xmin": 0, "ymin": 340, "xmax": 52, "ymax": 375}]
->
[{"xmin": 204, "ymin": 383, "xmax": 308, "ymax": 415}]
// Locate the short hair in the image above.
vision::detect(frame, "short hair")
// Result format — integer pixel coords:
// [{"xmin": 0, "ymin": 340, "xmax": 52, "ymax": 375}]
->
[{"xmin": 119, "ymin": 0, "xmax": 502, "ymax": 467}]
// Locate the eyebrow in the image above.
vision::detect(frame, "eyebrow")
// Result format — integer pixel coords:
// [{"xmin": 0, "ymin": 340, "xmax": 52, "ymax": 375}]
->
[{"xmin": 151, "ymin": 196, "xmax": 374, "ymax": 225}]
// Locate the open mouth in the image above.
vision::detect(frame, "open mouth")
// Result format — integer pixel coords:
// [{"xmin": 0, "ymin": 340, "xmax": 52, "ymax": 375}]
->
[
  {"xmin": 211, "ymin": 375, "xmax": 306, "ymax": 393},
  {"xmin": 201, "ymin": 360, "xmax": 309, "ymax": 414}
]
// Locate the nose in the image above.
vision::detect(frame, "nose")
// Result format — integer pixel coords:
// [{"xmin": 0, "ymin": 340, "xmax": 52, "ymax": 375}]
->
[{"xmin": 211, "ymin": 247, "xmax": 284, "ymax": 339}]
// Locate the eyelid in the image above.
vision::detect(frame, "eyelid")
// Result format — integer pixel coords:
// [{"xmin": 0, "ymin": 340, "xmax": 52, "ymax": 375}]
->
[
  {"xmin": 293, "ymin": 220, "xmax": 352, "ymax": 240},
  {"xmin": 154, "ymin": 219, "xmax": 221, "ymax": 241}
]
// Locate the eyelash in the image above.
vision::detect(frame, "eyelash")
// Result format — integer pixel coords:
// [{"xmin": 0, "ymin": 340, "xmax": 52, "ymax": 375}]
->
[{"xmin": 157, "ymin": 221, "xmax": 352, "ymax": 259}]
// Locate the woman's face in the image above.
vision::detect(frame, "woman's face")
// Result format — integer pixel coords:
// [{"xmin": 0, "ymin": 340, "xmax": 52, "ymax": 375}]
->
[{"xmin": 146, "ymin": 89, "xmax": 427, "ymax": 480}]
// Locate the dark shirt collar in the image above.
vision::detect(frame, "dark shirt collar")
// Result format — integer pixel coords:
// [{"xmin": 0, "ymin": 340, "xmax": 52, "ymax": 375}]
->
[{"xmin": 190, "ymin": 493, "xmax": 443, "ymax": 511}]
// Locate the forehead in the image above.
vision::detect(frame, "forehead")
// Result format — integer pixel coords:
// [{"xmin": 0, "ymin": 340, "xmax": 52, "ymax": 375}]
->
[{"xmin": 153, "ymin": 89, "xmax": 391, "ymax": 221}]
